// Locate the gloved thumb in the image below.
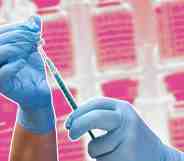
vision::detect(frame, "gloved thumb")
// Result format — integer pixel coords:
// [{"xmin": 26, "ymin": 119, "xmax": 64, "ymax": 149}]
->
[
  {"xmin": 27, "ymin": 15, "xmax": 42, "ymax": 33},
  {"xmin": 68, "ymin": 109, "xmax": 121, "ymax": 140}
]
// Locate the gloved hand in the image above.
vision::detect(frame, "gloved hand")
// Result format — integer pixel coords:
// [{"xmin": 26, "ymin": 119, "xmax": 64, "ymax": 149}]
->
[
  {"xmin": 66, "ymin": 97, "xmax": 184, "ymax": 161},
  {"xmin": 0, "ymin": 16, "xmax": 55, "ymax": 134}
]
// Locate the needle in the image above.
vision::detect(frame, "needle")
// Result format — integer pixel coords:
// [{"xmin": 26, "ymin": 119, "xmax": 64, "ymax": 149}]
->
[{"xmin": 42, "ymin": 52, "xmax": 95, "ymax": 140}]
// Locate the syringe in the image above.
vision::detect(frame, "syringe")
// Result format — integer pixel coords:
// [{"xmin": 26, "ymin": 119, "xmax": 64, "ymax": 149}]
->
[{"xmin": 42, "ymin": 53, "xmax": 95, "ymax": 140}]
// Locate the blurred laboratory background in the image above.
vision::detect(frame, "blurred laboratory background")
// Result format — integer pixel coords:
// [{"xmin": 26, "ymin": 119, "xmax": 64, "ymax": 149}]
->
[{"xmin": 1, "ymin": 0, "xmax": 184, "ymax": 161}]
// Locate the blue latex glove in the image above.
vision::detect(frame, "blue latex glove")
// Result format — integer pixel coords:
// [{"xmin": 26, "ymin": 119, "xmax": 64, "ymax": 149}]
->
[
  {"xmin": 0, "ymin": 16, "xmax": 55, "ymax": 134},
  {"xmin": 66, "ymin": 97, "xmax": 184, "ymax": 161}
]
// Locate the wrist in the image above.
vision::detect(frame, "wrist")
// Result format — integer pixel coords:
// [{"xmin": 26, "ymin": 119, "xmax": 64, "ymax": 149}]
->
[{"xmin": 16, "ymin": 104, "xmax": 56, "ymax": 134}]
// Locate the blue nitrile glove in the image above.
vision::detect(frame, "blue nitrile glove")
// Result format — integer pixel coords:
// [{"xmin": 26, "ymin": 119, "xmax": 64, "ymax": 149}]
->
[
  {"xmin": 0, "ymin": 16, "xmax": 55, "ymax": 134},
  {"xmin": 66, "ymin": 97, "xmax": 184, "ymax": 161}
]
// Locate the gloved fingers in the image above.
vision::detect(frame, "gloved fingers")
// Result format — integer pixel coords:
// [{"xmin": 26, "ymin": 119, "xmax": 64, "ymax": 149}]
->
[
  {"xmin": 0, "ymin": 59, "xmax": 26, "ymax": 82},
  {"xmin": 68, "ymin": 109, "xmax": 121, "ymax": 140},
  {"xmin": 65, "ymin": 97, "xmax": 118, "ymax": 129},
  {"xmin": 0, "ymin": 42, "xmax": 35, "ymax": 65},
  {"xmin": 0, "ymin": 15, "xmax": 41, "ymax": 34},
  {"xmin": 88, "ymin": 126, "xmax": 123, "ymax": 158},
  {"xmin": 0, "ymin": 30, "xmax": 40, "ymax": 46},
  {"xmin": 87, "ymin": 103, "xmax": 134, "ymax": 158},
  {"xmin": 0, "ymin": 23, "xmax": 31, "ymax": 34}
]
